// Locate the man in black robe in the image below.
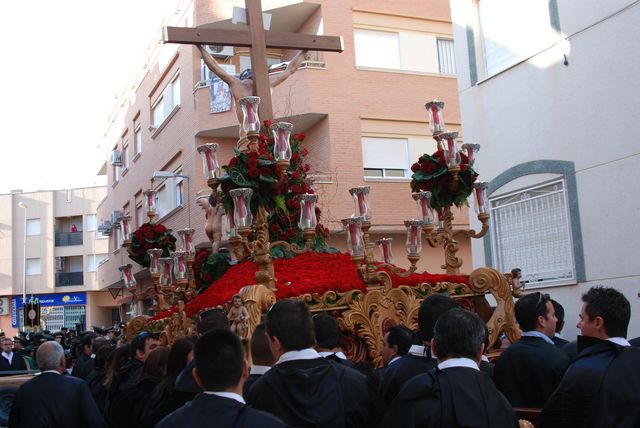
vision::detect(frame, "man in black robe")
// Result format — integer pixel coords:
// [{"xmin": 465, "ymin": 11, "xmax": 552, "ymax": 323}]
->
[
  {"xmin": 380, "ymin": 309, "xmax": 518, "ymax": 428},
  {"xmin": 541, "ymin": 286, "xmax": 640, "ymax": 428},
  {"xmin": 376, "ymin": 325, "xmax": 414, "ymax": 381},
  {"xmin": 551, "ymin": 299, "xmax": 569, "ymax": 348},
  {"xmin": 378, "ymin": 294, "xmax": 458, "ymax": 404},
  {"xmin": 494, "ymin": 292, "xmax": 569, "ymax": 407},
  {"xmin": 243, "ymin": 323, "xmax": 274, "ymax": 397},
  {"xmin": 157, "ymin": 329, "xmax": 284, "ymax": 428},
  {"xmin": 246, "ymin": 299, "xmax": 382, "ymax": 428}
]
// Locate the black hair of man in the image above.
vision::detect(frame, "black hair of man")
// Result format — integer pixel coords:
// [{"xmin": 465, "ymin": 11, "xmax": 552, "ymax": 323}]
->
[
  {"xmin": 91, "ymin": 337, "xmax": 109, "ymax": 354},
  {"xmin": 79, "ymin": 332, "xmax": 94, "ymax": 349},
  {"xmin": 195, "ymin": 329, "xmax": 244, "ymax": 391},
  {"xmin": 130, "ymin": 332, "xmax": 157, "ymax": 358},
  {"xmin": 251, "ymin": 323, "xmax": 275, "ymax": 366},
  {"xmin": 417, "ymin": 293, "xmax": 459, "ymax": 342},
  {"xmin": 434, "ymin": 308, "xmax": 486, "ymax": 360},
  {"xmin": 514, "ymin": 292, "xmax": 551, "ymax": 332},
  {"xmin": 265, "ymin": 299, "xmax": 315, "ymax": 351},
  {"xmin": 582, "ymin": 286, "xmax": 630, "ymax": 338},
  {"xmin": 313, "ymin": 314, "xmax": 342, "ymax": 350},
  {"xmin": 197, "ymin": 308, "xmax": 230, "ymax": 335},
  {"xmin": 551, "ymin": 299, "xmax": 565, "ymax": 333},
  {"xmin": 386, "ymin": 325, "xmax": 414, "ymax": 356}
]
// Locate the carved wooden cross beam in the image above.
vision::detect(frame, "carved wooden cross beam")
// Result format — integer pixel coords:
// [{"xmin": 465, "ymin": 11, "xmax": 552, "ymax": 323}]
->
[{"xmin": 164, "ymin": 0, "xmax": 343, "ymax": 121}]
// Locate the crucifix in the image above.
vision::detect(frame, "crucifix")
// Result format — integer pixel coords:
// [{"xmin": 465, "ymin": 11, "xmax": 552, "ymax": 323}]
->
[{"xmin": 163, "ymin": 0, "xmax": 343, "ymax": 125}]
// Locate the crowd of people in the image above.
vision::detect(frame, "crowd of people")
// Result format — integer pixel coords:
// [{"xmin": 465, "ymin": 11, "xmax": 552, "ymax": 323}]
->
[{"xmin": 5, "ymin": 285, "xmax": 640, "ymax": 427}]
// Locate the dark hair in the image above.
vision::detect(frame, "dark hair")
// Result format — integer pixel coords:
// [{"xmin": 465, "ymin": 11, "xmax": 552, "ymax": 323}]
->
[
  {"xmin": 434, "ymin": 309, "xmax": 486, "ymax": 360},
  {"xmin": 313, "ymin": 314, "xmax": 342, "ymax": 350},
  {"xmin": 104, "ymin": 344, "xmax": 131, "ymax": 389},
  {"xmin": 197, "ymin": 309, "xmax": 230, "ymax": 335},
  {"xmin": 582, "ymin": 286, "xmax": 630, "ymax": 338},
  {"xmin": 265, "ymin": 299, "xmax": 315, "ymax": 351},
  {"xmin": 239, "ymin": 68, "xmax": 252, "ymax": 80},
  {"xmin": 418, "ymin": 294, "xmax": 459, "ymax": 341},
  {"xmin": 94, "ymin": 346, "xmax": 113, "ymax": 371},
  {"xmin": 195, "ymin": 329, "xmax": 244, "ymax": 391},
  {"xmin": 143, "ymin": 346, "xmax": 169, "ymax": 378},
  {"xmin": 511, "ymin": 268, "xmax": 521, "ymax": 277},
  {"xmin": 92, "ymin": 337, "xmax": 109, "ymax": 354},
  {"xmin": 78, "ymin": 333, "xmax": 94, "ymax": 357},
  {"xmin": 130, "ymin": 332, "xmax": 157, "ymax": 358},
  {"xmin": 251, "ymin": 324, "xmax": 275, "ymax": 366},
  {"xmin": 551, "ymin": 299, "xmax": 565, "ymax": 333},
  {"xmin": 515, "ymin": 292, "xmax": 551, "ymax": 332},
  {"xmin": 166, "ymin": 337, "xmax": 196, "ymax": 378},
  {"xmin": 386, "ymin": 325, "xmax": 414, "ymax": 356}
]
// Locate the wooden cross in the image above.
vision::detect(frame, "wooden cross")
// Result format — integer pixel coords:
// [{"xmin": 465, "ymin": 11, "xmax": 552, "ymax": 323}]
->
[{"xmin": 164, "ymin": 0, "xmax": 343, "ymax": 121}]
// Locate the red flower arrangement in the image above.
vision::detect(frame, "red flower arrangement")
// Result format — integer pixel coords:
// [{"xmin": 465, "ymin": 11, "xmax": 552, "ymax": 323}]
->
[
  {"xmin": 127, "ymin": 222, "xmax": 177, "ymax": 267},
  {"xmin": 219, "ymin": 122, "xmax": 330, "ymax": 252},
  {"xmin": 193, "ymin": 248, "xmax": 230, "ymax": 290},
  {"xmin": 410, "ymin": 149, "xmax": 478, "ymax": 209},
  {"xmin": 151, "ymin": 252, "xmax": 470, "ymax": 320}
]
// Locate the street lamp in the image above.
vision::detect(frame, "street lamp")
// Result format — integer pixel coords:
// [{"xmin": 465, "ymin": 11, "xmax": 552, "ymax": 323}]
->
[
  {"xmin": 17, "ymin": 202, "xmax": 27, "ymax": 303},
  {"xmin": 152, "ymin": 171, "xmax": 191, "ymax": 229}
]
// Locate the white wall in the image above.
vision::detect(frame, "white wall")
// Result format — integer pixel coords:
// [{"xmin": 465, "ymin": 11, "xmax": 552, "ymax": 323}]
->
[{"xmin": 450, "ymin": 1, "xmax": 640, "ymax": 339}]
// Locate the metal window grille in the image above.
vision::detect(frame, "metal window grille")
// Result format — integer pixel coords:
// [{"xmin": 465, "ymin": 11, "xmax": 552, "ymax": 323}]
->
[
  {"xmin": 489, "ymin": 179, "xmax": 575, "ymax": 288},
  {"xmin": 437, "ymin": 39, "xmax": 456, "ymax": 74}
]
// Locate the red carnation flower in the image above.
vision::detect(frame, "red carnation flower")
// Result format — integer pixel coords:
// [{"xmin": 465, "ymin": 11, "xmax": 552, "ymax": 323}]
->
[
  {"xmin": 247, "ymin": 157, "xmax": 258, "ymax": 168},
  {"xmin": 411, "ymin": 163, "xmax": 420, "ymax": 172},
  {"xmin": 260, "ymin": 167, "xmax": 271, "ymax": 176},
  {"xmin": 301, "ymin": 148, "xmax": 309, "ymax": 156},
  {"xmin": 229, "ymin": 157, "xmax": 238, "ymax": 167},
  {"xmin": 293, "ymin": 133, "xmax": 306, "ymax": 141},
  {"xmin": 291, "ymin": 152, "xmax": 300, "ymax": 162},
  {"xmin": 248, "ymin": 167, "xmax": 260, "ymax": 178},
  {"xmin": 263, "ymin": 120, "xmax": 273, "ymax": 128},
  {"xmin": 291, "ymin": 171, "xmax": 300, "ymax": 180}
]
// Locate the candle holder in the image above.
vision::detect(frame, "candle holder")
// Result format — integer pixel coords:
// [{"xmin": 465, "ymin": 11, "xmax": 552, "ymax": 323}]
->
[
  {"xmin": 239, "ymin": 96, "xmax": 261, "ymax": 137},
  {"xmin": 349, "ymin": 187, "xmax": 371, "ymax": 221},
  {"xmin": 177, "ymin": 228, "xmax": 196, "ymax": 259},
  {"xmin": 425, "ymin": 100, "xmax": 445, "ymax": 135},
  {"xmin": 229, "ymin": 188, "xmax": 253, "ymax": 231},
  {"xmin": 197, "ymin": 143, "xmax": 222, "ymax": 191},
  {"xmin": 270, "ymin": 121, "xmax": 293, "ymax": 173},
  {"xmin": 147, "ymin": 248, "xmax": 164, "ymax": 275},
  {"xmin": 377, "ymin": 238, "xmax": 394, "ymax": 265},
  {"xmin": 119, "ymin": 216, "xmax": 132, "ymax": 247},
  {"xmin": 143, "ymin": 189, "xmax": 157, "ymax": 223},
  {"xmin": 119, "ymin": 264, "xmax": 137, "ymax": 290}
]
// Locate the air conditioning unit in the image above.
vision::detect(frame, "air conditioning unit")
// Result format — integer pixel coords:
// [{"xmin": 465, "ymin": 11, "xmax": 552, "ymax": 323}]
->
[
  {"xmin": 98, "ymin": 220, "xmax": 113, "ymax": 236},
  {"xmin": 111, "ymin": 210, "xmax": 124, "ymax": 224},
  {"xmin": 110, "ymin": 150, "xmax": 122, "ymax": 166},
  {"xmin": 55, "ymin": 258, "xmax": 64, "ymax": 271},
  {"xmin": 205, "ymin": 45, "xmax": 234, "ymax": 57},
  {"xmin": 0, "ymin": 298, "xmax": 9, "ymax": 316}
]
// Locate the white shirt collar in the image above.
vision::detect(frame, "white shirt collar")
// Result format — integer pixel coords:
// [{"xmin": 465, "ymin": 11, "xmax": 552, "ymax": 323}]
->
[
  {"xmin": 607, "ymin": 337, "xmax": 631, "ymax": 347},
  {"xmin": 318, "ymin": 351, "xmax": 347, "ymax": 360},
  {"xmin": 249, "ymin": 364, "xmax": 271, "ymax": 375},
  {"xmin": 276, "ymin": 348, "xmax": 322, "ymax": 365},
  {"xmin": 554, "ymin": 332, "xmax": 564, "ymax": 339},
  {"xmin": 438, "ymin": 357, "xmax": 480, "ymax": 371},
  {"xmin": 481, "ymin": 354, "xmax": 490, "ymax": 363},
  {"xmin": 203, "ymin": 391, "xmax": 245, "ymax": 404},
  {"xmin": 388, "ymin": 356, "xmax": 401, "ymax": 366},
  {"xmin": 41, "ymin": 370, "xmax": 61, "ymax": 375},
  {"xmin": 522, "ymin": 331, "xmax": 555, "ymax": 345}
]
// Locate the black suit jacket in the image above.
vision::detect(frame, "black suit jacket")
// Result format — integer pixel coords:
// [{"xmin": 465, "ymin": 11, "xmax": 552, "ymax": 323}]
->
[
  {"xmin": 0, "ymin": 353, "xmax": 26, "ymax": 372},
  {"xmin": 9, "ymin": 372, "xmax": 106, "ymax": 428},
  {"xmin": 157, "ymin": 393, "xmax": 284, "ymax": 428},
  {"xmin": 380, "ymin": 366, "xmax": 518, "ymax": 428},
  {"xmin": 541, "ymin": 338, "xmax": 640, "ymax": 428},
  {"xmin": 379, "ymin": 351, "xmax": 437, "ymax": 404},
  {"xmin": 494, "ymin": 336, "xmax": 569, "ymax": 408}
]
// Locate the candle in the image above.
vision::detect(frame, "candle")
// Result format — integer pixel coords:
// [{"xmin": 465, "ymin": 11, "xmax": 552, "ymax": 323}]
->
[
  {"xmin": 357, "ymin": 193, "xmax": 366, "ymax": 216},
  {"xmin": 431, "ymin": 104, "xmax": 440, "ymax": 125}
]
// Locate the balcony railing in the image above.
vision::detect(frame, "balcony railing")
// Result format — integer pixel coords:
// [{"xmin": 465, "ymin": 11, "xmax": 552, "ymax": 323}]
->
[
  {"xmin": 55, "ymin": 232, "xmax": 83, "ymax": 246},
  {"xmin": 55, "ymin": 272, "xmax": 84, "ymax": 287}
]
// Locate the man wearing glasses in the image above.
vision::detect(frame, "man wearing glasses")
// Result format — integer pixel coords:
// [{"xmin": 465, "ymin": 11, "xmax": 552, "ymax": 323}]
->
[{"xmin": 494, "ymin": 292, "xmax": 569, "ymax": 408}]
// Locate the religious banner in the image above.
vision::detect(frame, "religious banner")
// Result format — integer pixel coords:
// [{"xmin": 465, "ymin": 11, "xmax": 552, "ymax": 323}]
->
[{"xmin": 210, "ymin": 77, "xmax": 232, "ymax": 113}]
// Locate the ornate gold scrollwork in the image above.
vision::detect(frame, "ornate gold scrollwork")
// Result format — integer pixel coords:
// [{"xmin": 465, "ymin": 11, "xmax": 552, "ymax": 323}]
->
[
  {"xmin": 338, "ymin": 280, "xmax": 421, "ymax": 368},
  {"xmin": 238, "ymin": 283, "xmax": 277, "ymax": 341},
  {"xmin": 469, "ymin": 267, "xmax": 521, "ymax": 345},
  {"xmin": 124, "ymin": 315, "xmax": 150, "ymax": 342},
  {"xmin": 296, "ymin": 289, "xmax": 365, "ymax": 312}
]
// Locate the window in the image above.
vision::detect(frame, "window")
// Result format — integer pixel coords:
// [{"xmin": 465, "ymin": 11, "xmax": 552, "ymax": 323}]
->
[
  {"xmin": 66, "ymin": 189, "xmax": 72, "ymax": 202},
  {"xmin": 478, "ymin": 0, "xmax": 558, "ymax": 77},
  {"xmin": 113, "ymin": 226, "xmax": 122, "ymax": 251},
  {"xmin": 112, "ymin": 144, "xmax": 121, "ymax": 183},
  {"xmin": 362, "ymin": 137, "xmax": 410, "ymax": 178},
  {"xmin": 136, "ymin": 203, "xmax": 144, "ymax": 228},
  {"xmin": 26, "ymin": 219, "xmax": 40, "ymax": 236},
  {"xmin": 134, "ymin": 126, "xmax": 142, "ymax": 155},
  {"xmin": 354, "ymin": 29, "xmax": 400, "ymax": 69},
  {"xmin": 122, "ymin": 140, "xmax": 129, "ymax": 171},
  {"xmin": 437, "ymin": 39, "xmax": 456, "ymax": 74},
  {"xmin": 152, "ymin": 73, "xmax": 181, "ymax": 127},
  {"xmin": 85, "ymin": 214, "xmax": 97, "ymax": 232},
  {"xmin": 237, "ymin": 57, "xmax": 280, "ymax": 75},
  {"xmin": 87, "ymin": 254, "xmax": 108, "ymax": 272},
  {"xmin": 26, "ymin": 258, "xmax": 41, "ymax": 275},
  {"xmin": 490, "ymin": 179, "xmax": 575, "ymax": 287},
  {"xmin": 176, "ymin": 177, "xmax": 184, "ymax": 207}
]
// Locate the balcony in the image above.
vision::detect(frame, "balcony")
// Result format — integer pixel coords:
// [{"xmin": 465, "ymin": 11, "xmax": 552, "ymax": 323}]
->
[
  {"xmin": 55, "ymin": 272, "xmax": 84, "ymax": 287},
  {"xmin": 55, "ymin": 232, "xmax": 83, "ymax": 246}
]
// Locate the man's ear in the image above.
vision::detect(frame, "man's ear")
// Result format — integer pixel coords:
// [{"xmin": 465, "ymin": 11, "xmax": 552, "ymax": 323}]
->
[
  {"xmin": 430, "ymin": 341, "xmax": 438, "ymax": 359},
  {"xmin": 193, "ymin": 367, "xmax": 205, "ymax": 389},
  {"xmin": 594, "ymin": 316, "xmax": 605, "ymax": 332},
  {"xmin": 241, "ymin": 359, "xmax": 249, "ymax": 381},
  {"xmin": 268, "ymin": 334, "xmax": 283, "ymax": 357},
  {"xmin": 390, "ymin": 345, "xmax": 399, "ymax": 358}
]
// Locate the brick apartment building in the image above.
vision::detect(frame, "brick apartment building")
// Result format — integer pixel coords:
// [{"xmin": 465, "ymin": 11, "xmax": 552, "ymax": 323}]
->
[{"xmin": 97, "ymin": 0, "xmax": 471, "ymax": 320}]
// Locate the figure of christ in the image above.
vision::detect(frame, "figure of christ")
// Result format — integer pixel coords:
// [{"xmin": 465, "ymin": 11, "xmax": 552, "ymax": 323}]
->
[
  {"xmin": 227, "ymin": 294, "xmax": 249, "ymax": 339},
  {"xmin": 196, "ymin": 196, "xmax": 225, "ymax": 253},
  {"xmin": 197, "ymin": 46, "xmax": 309, "ymax": 138}
]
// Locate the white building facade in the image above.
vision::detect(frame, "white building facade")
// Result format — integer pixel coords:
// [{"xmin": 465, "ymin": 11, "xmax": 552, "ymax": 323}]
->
[{"xmin": 450, "ymin": 0, "xmax": 640, "ymax": 339}]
